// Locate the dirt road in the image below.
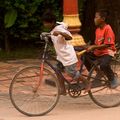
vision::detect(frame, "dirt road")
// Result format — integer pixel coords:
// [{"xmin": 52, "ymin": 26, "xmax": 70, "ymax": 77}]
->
[
  {"xmin": 0, "ymin": 59, "xmax": 120, "ymax": 120},
  {"xmin": 0, "ymin": 94, "xmax": 120, "ymax": 120}
]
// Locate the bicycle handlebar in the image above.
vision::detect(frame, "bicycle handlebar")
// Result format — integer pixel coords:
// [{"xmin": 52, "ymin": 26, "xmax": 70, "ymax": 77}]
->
[{"xmin": 40, "ymin": 32, "xmax": 51, "ymax": 39}]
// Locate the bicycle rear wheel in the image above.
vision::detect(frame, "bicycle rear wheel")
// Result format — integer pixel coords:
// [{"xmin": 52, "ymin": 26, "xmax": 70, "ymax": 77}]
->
[
  {"xmin": 88, "ymin": 59, "xmax": 120, "ymax": 108},
  {"xmin": 9, "ymin": 66, "xmax": 60, "ymax": 116}
]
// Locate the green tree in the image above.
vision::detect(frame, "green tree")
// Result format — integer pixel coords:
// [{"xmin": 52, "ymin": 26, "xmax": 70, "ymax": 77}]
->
[{"xmin": 0, "ymin": 0, "xmax": 62, "ymax": 52}]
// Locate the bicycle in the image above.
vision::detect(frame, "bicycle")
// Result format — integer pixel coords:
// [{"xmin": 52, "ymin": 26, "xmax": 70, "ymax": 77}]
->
[{"xmin": 9, "ymin": 32, "xmax": 120, "ymax": 116}]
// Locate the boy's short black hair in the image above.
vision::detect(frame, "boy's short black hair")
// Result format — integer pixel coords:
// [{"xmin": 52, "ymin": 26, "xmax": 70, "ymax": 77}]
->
[
  {"xmin": 42, "ymin": 11, "xmax": 56, "ymax": 23},
  {"xmin": 96, "ymin": 9, "xmax": 109, "ymax": 21}
]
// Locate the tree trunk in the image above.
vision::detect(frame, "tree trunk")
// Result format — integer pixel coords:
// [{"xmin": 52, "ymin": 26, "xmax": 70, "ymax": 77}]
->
[{"xmin": 81, "ymin": 0, "xmax": 96, "ymax": 44}]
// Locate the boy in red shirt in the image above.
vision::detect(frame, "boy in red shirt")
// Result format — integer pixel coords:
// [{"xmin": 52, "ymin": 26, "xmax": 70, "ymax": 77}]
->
[{"xmin": 83, "ymin": 9, "xmax": 119, "ymax": 88}]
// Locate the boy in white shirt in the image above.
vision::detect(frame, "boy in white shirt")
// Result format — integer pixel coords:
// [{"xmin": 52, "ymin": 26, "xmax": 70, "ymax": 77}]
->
[{"xmin": 42, "ymin": 12, "xmax": 90, "ymax": 94}]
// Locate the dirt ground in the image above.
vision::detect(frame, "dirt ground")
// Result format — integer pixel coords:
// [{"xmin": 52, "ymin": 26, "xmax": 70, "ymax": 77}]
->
[
  {"xmin": 0, "ymin": 94, "xmax": 120, "ymax": 120},
  {"xmin": 0, "ymin": 59, "xmax": 120, "ymax": 120}
]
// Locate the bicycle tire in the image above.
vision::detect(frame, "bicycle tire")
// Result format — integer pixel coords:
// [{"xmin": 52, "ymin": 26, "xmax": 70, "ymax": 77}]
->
[
  {"xmin": 9, "ymin": 66, "xmax": 60, "ymax": 116},
  {"xmin": 88, "ymin": 58, "xmax": 120, "ymax": 108}
]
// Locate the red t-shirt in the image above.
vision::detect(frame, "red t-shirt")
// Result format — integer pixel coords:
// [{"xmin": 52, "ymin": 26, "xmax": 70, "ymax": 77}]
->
[{"xmin": 94, "ymin": 24, "xmax": 116, "ymax": 56}]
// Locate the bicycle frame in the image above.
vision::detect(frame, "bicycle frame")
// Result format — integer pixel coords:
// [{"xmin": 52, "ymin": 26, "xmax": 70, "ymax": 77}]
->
[
  {"xmin": 34, "ymin": 34, "xmax": 66, "ymax": 92},
  {"xmin": 9, "ymin": 33, "xmax": 120, "ymax": 117},
  {"xmin": 34, "ymin": 35, "xmax": 51, "ymax": 92}
]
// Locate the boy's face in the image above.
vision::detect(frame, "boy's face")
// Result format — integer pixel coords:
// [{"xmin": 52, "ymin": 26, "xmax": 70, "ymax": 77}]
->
[
  {"xmin": 43, "ymin": 21, "xmax": 55, "ymax": 30},
  {"xmin": 94, "ymin": 12, "xmax": 104, "ymax": 27}
]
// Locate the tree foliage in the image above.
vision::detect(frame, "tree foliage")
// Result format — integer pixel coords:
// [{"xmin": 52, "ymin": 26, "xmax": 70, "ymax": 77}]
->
[
  {"xmin": 1, "ymin": 0, "xmax": 120, "ymax": 53},
  {"xmin": 0, "ymin": 0, "xmax": 62, "ymax": 51},
  {"xmin": 5, "ymin": 8, "xmax": 17, "ymax": 28}
]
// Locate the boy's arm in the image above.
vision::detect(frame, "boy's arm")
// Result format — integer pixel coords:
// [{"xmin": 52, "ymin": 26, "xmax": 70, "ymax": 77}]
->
[
  {"xmin": 87, "ymin": 44, "xmax": 110, "ymax": 52},
  {"xmin": 53, "ymin": 31, "xmax": 72, "ymax": 40}
]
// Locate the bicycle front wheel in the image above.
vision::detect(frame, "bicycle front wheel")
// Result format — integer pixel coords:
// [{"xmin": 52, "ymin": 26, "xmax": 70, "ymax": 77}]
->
[
  {"xmin": 9, "ymin": 66, "xmax": 60, "ymax": 116},
  {"xmin": 88, "ymin": 59, "xmax": 120, "ymax": 108}
]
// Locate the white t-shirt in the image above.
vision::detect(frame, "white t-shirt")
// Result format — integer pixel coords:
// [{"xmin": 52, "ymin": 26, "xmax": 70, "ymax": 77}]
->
[{"xmin": 50, "ymin": 23, "xmax": 78, "ymax": 66}]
